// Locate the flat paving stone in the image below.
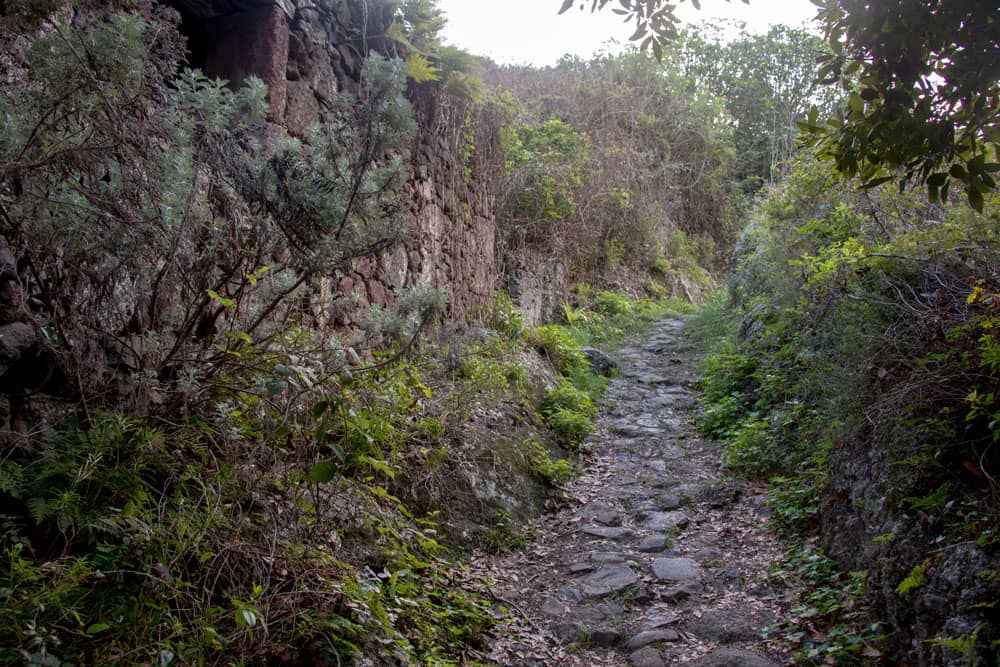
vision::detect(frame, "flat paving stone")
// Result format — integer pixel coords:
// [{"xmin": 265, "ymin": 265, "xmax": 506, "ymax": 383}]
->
[
  {"xmin": 638, "ymin": 511, "xmax": 690, "ymax": 531},
  {"xmin": 658, "ymin": 494, "xmax": 684, "ymax": 510},
  {"xmin": 581, "ymin": 526, "xmax": 633, "ymax": 540},
  {"xmin": 641, "ymin": 611, "xmax": 679, "ymax": 630},
  {"xmin": 626, "ymin": 629, "xmax": 680, "ymax": 650},
  {"xmin": 651, "ymin": 557, "xmax": 702, "ymax": 582},
  {"xmin": 638, "ymin": 535, "xmax": 669, "ymax": 553},
  {"xmin": 580, "ymin": 565, "xmax": 640, "ymax": 598},
  {"xmin": 629, "ymin": 647, "xmax": 665, "ymax": 667},
  {"xmin": 540, "ymin": 598, "xmax": 567, "ymax": 617},
  {"xmin": 590, "ymin": 551, "xmax": 628, "ymax": 562},
  {"xmin": 690, "ymin": 607, "xmax": 774, "ymax": 643}
]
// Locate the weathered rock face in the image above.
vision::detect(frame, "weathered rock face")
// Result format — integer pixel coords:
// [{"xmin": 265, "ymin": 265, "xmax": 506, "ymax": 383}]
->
[
  {"xmin": 505, "ymin": 249, "xmax": 566, "ymax": 326},
  {"xmin": 824, "ymin": 435, "xmax": 1000, "ymax": 665}
]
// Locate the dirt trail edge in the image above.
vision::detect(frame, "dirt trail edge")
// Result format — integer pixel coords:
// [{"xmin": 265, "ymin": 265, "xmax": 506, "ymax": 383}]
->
[{"xmin": 479, "ymin": 317, "xmax": 794, "ymax": 667}]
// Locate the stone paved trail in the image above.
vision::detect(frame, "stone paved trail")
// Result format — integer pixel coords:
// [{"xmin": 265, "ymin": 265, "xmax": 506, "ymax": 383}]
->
[{"xmin": 482, "ymin": 317, "xmax": 794, "ymax": 666}]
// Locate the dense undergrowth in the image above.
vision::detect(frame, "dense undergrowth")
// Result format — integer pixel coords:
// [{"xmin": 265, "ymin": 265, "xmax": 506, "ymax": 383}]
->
[
  {"xmin": 692, "ymin": 156, "xmax": 1000, "ymax": 665},
  {"xmin": 0, "ymin": 282, "xmax": 690, "ymax": 665},
  {"xmin": 489, "ymin": 51, "xmax": 736, "ymax": 297}
]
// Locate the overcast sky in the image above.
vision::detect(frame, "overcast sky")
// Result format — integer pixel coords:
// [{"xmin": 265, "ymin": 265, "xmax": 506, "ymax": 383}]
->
[{"xmin": 436, "ymin": 0, "xmax": 821, "ymax": 66}]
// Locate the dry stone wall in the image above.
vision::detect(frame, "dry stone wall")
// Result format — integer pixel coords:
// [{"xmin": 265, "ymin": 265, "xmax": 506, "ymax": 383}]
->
[{"xmin": 172, "ymin": 0, "xmax": 500, "ymax": 322}]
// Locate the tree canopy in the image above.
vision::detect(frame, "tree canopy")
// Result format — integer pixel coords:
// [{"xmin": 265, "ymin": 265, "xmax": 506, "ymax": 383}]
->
[
  {"xmin": 559, "ymin": 0, "xmax": 749, "ymax": 59},
  {"xmin": 671, "ymin": 23, "xmax": 835, "ymax": 190},
  {"xmin": 802, "ymin": 0, "xmax": 1000, "ymax": 210},
  {"xmin": 573, "ymin": 0, "xmax": 1000, "ymax": 208}
]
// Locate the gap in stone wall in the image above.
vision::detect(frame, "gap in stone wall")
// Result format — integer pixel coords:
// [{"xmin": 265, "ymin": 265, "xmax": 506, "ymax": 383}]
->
[{"xmin": 170, "ymin": 3, "xmax": 210, "ymax": 72}]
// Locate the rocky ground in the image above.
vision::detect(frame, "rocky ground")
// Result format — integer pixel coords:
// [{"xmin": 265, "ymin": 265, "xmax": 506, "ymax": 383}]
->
[{"xmin": 478, "ymin": 317, "xmax": 795, "ymax": 666}]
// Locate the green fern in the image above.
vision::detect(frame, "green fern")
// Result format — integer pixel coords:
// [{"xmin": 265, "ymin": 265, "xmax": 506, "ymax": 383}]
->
[
  {"xmin": 896, "ymin": 558, "xmax": 931, "ymax": 594},
  {"xmin": 406, "ymin": 53, "xmax": 440, "ymax": 83}
]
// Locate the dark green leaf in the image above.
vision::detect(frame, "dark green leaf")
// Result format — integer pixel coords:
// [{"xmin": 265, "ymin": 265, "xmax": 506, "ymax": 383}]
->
[
  {"xmin": 312, "ymin": 400, "xmax": 330, "ymax": 420},
  {"xmin": 968, "ymin": 187, "xmax": 984, "ymax": 212},
  {"xmin": 861, "ymin": 176, "xmax": 893, "ymax": 189},
  {"xmin": 308, "ymin": 460, "xmax": 339, "ymax": 484}
]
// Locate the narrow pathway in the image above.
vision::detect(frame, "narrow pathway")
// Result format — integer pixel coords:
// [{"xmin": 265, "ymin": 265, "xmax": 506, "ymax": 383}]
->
[{"xmin": 481, "ymin": 317, "xmax": 792, "ymax": 666}]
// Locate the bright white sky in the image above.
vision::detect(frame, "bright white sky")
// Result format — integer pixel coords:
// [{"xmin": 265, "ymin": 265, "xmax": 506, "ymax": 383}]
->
[{"xmin": 436, "ymin": 0, "xmax": 820, "ymax": 66}]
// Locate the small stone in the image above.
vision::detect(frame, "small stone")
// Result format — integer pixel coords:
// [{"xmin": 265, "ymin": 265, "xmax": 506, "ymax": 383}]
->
[
  {"xmin": 652, "ymin": 557, "xmax": 701, "ymax": 582},
  {"xmin": 581, "ymin": 565, "xmax": 640, "ymax": 598},
  {"xmin": 597, "ymin": 602, "xmax": 625, "ymax": 618},
  {"xmin": 590, "ymin": 627, "xmax": 623, "ymax": 647},
  {"xmin": 699, "ymin": 481, "xmax": 744, "ymax": 509},
  {"xmin": 572, "ymin": 607, "xmax": 606, "ymax": 624},
  {"xmin": 569, "ymin": 562, "xmax": 596, "ymax": 574},
  {"xmin": 693, "ymin": 548, "xmax": 723, "ymax": 563},
  {"xmin": 627, "ymin": 629, "xmax": 680, "ymax": 650},
  {"xmin": 552, "ymin": 621, "xmax": 585, "ymax": 644},
  {"xmin": 638, "ymin": 535, "xmax": 669, "ymax": 553},
  {"xmin": 642, "ymin": 511, "xmax": 690, "ymax": 531},
  {"xmin": 0, "ymin": 322, "xmax": 34, "ymax": 375},
  {"xmin": 582, "ymin": 526, "xmax": 633, "ymax": 540},
  {"xmin": 560, "ymin": 586, "xmax": 583, "ymax": 602},
  {"xmin": 613, "ymin": 424, "xmax": 645, "ymax": 437},
  {"xmin": 658, "ymin": 494, "xmax": 683, "ymax": 510},
  {"xmin": 636, "ymin": 414, "xmax": 660, "ymax": 428},
  {"xmin": 659, "ymin": 580, "xmax": 704, "ymax": 602},
  {"xmin": 578, "ymin": 501, "xmax": 614, "ymax": 520},
  {"xmin": 629, "ymin": 647, "xmax": 665, "ymax": 667}
]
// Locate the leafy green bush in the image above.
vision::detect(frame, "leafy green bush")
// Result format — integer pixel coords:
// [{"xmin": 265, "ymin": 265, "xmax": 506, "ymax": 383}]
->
[
  {"xmin": 545, "ymin": 408, "xmax": 595, "ymax": 449},
  {"xmin": 542, "ymin": 378, "xmax": 596, "ymax": 419},
  {"xmin": 522, "ymin": 439, "xmax": 575, "ymax": 486},
  {"xmin": 695, "ymin": 153, "xmax": 1000, "ymax": 660},
  {"xmin": 542, "ymin": 378, "xmax": 597, "ymax": 448},
  {"xmin": 485, "ymin": 292, "xmax": 526, "ymax": 339},
  {"xmin": 697, "ymin": 351, "xmax": 757, "ymax": 438},
  {"xmin": 767, "ymin": 545, "xmax": 882, "ymax": 664},
  {"xmin": 528, "ymin": 325, "xmax": 587, "ymax": 374},
  {"xmin": 502, "ymin": 118, "xmax": 587, "ymax": 223},
  {"xmin": 767, "ymin": 475, "xmax": 822, "ymax": 538},
  {"xmin": 593, "ymin": 290, "xmax": 635, "ymax": 317},
  {"xmin": 720, "ymin": 417, "xmax": 784, "ymax": 477}
]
